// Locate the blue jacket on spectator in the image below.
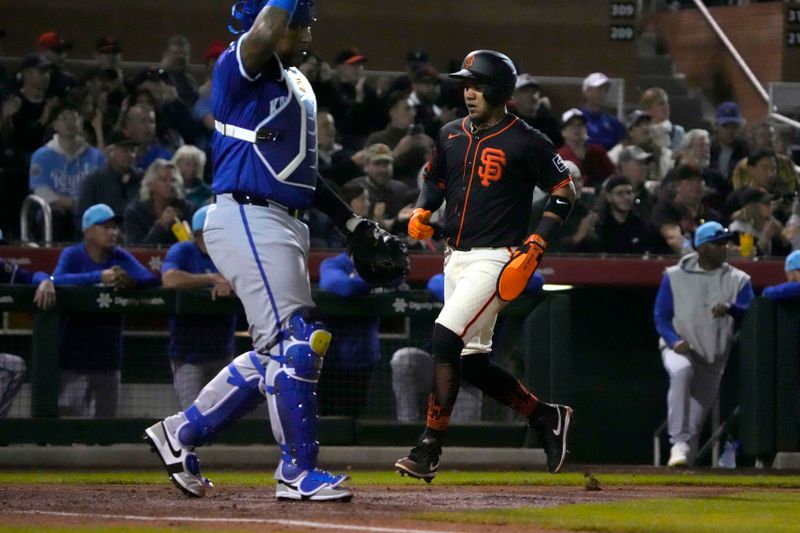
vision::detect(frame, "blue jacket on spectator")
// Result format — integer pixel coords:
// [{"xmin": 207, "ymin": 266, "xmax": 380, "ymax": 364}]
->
[
  {"xmin": 53, "ymin": 243, "xmax": 158, "ymax": 372},
  {"xmin": 29, "ymin": 137, "xmax": 106, "ymax": 199},
  {"xmin": 161, "ymin": 240, "xmax": 237, "ymax": 363},
  {"xmin": 762, "ymin": 282, "xmax": 800, "ymax": 302},
  {"xmin": 319, "ymin": 252, "xmax": 380, "ymax": 369}
]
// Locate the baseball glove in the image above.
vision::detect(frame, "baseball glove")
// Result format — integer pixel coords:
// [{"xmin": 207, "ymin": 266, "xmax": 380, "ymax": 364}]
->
[{"xmin": 348, "ymin": 219, "xmax": 410, "ymax": 286}]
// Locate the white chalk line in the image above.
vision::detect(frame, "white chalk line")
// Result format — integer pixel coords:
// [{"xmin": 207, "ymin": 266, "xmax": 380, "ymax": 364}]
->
[{"xmin": 12, "ymin": 509, "xmax": 462, "ymax": 533}]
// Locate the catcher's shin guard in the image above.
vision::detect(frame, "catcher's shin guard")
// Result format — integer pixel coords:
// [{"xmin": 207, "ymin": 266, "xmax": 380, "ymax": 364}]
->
[
  {"xmin": 176, "ymin": 351, "xmax": 268, "ymax": 447},
  {"xmin": 264, "ymin": 312, "xmax": 351, "ymax": 500},
  {"xmin": 266, "ymin": 312, "xmax": 330, "ymax": 473}
]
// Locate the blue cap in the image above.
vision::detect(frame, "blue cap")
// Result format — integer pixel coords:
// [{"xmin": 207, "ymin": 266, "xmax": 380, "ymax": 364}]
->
[
  {"xmin": 785, "ymin": 250, "xmax": 800, "ymax": 272},
  {"xmin": 694, "ymin": 221, "xmax": 733, "ymax": 247},
  {"xmin": 82, "ymin": 203, "xmax": 121, "ymax": 231},
  {"xmin": 192, "ymin": 205, "xmax": 211, "ymax": 233},
  {"xmin": 715, "ymin": 101, "xmax": 744, "ymax": 125}
]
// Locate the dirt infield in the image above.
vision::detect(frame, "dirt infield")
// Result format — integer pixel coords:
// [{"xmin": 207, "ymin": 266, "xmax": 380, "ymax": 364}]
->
[{"xmin": 0, "ymin": 482, "xmax": 756, "ymax": 532}]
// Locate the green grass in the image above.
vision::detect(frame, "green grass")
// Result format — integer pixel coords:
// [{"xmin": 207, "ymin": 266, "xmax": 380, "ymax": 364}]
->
[
  {"xmin": 1, "ymin": 469, "xmax": 799, "ymax": 488},
  {"xmin": 416, "ymin": 492, "xmax": 800, "ymax": 533}
]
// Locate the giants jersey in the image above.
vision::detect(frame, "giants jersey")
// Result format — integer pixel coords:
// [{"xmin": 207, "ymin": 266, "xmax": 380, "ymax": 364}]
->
[
  {"xmin": 425, "ymin": 115, "xmax": 571, "ymax": 249},
  {"xmin": 210, "ymin": 38, "xmax": 318, "ymax": 209}
]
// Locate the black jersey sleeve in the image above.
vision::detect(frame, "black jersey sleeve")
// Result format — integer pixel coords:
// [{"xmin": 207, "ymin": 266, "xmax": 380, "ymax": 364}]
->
[
  {"xmin": 531, "ymin": 134, "xmax": 572, "ymax": 193},
  {"xmin": 416, "ymin": 135, "xmax": 447, "ymax": 212}
]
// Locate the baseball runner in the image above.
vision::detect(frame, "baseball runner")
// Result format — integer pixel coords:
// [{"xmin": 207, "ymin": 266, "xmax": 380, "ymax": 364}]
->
[
  {"xmin": 144, "ymin": 0, "xmax": 408, "ymax": 502},
  {"xmin": 395, "ymin": 50, "xmax": 576, "ymax": 482}
]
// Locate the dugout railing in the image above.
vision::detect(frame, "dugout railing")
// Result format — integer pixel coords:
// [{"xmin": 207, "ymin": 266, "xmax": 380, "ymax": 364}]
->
[{"xmin": 0, "ymin": 284, "xmax": 547, "ymax": 449}]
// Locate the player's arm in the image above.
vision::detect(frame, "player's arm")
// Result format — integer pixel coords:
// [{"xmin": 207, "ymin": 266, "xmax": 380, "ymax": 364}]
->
[
  {"xmin": 408, "ymin": 142, "xmax": 446, "ymax": 240},
  {"xmin": 239, "ymin": 0, "xmax": 297, "ymax": 75},
  {"xmin": 162, "ymin": 269, "xmax": 222, "ymax": 289}
]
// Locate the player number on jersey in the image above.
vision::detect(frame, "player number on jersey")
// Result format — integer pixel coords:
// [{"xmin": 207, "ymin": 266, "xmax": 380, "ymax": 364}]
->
[{"xmin": 478, "ymin": 148, "xmax": 507, "ymax": 187}]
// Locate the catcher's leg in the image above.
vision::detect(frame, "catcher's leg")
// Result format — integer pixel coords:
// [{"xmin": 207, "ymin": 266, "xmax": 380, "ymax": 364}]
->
[
  {"xmin": 265, "ymin": 311, "xmax": 352, "ymax": 501},
  {"xmin": 145, "ymin": 350, "xmax": 267, "ymax": 497}
]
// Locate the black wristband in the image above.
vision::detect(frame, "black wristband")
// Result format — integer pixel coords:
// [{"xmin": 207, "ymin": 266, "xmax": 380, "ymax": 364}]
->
[
  {"xmin": 534, "ymin": 215, "xmax": 562, "ymax": 243},
  {"xmin": 543, "ymin": 194, "xmax": 574, "ymax": 221}
]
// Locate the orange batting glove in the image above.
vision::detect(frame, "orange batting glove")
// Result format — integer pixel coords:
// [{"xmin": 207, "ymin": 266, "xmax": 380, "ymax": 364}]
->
[
  {"xmin": 497, "ymin": 233, "xmax": 547, "ymax": 302},
  {"xmin": 408, "ymin": 208, "xmax": 434, "ymax": 240}
]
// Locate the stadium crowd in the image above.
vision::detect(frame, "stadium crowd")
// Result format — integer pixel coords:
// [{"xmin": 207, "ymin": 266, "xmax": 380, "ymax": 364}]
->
[{"xmin": 1, "ymin": 31, "xmax": 799, "ymax": 259}]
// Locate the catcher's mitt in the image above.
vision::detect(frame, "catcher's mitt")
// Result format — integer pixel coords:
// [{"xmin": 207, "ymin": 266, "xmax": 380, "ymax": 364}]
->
[{"xmin": 348, "ymin": 219, "xmax": 410, "ymax": 286}]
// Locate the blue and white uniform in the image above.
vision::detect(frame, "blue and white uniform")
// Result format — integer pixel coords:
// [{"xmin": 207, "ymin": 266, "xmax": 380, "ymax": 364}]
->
[{"xmin": 154, "ymin": 2, "xmax": 351, "ymax": 501}]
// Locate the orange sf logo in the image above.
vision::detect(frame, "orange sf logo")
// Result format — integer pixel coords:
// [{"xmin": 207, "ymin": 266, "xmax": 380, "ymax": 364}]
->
[
  {"xmin": 478, "ymin": 147, "xmax": 506, "ymax": 187},
  {"xmin": 464, "ymin": 55, "xmax": 475, "ymax": 68}
]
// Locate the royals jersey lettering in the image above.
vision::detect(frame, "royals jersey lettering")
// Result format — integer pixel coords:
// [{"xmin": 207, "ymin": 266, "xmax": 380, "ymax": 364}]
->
[
  {"xmin": 424, "ymin": 115, "xmax": 571, "ymax": 249},
  {"xmin": 211, "ymin": 38, "xmax": 318, "ymax": 209}
]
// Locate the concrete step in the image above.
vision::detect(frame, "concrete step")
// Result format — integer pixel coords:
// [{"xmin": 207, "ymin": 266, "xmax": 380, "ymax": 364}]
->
[
  {"xmin": 636, "ymin": 55, "xmax": 674, "ymax": 76},
  {"xmin": 636, "ymin": 74, "xmax": 688, "ymax": 96}
]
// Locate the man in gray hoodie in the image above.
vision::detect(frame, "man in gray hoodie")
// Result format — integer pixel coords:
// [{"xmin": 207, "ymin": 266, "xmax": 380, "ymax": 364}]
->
[{"xmin": 654, "ymin": 221, "xmax": 754, "ymax": 467}]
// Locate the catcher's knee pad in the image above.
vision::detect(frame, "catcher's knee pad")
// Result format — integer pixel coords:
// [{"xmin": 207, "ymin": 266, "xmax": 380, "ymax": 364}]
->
[
  {"xmin": 265, "ymin": 311, "xmax": 331, "ymax": 473},
  {"xmin": 177, "ymin": 351, "xmax": 267, "ymax": 447}
]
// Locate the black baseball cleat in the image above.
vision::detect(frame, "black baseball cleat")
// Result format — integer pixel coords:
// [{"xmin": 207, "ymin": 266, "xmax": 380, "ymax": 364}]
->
[
  {"xmin": 394, "ymin": 438, "xmax": 441, "ymax": 483},
  {"xmin": 531, "ymin": 403, "xmax": 573, "ymax": 474}
]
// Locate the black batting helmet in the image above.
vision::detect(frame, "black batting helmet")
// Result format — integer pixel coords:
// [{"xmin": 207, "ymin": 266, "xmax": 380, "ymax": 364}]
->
[{"xmin": 449, "ymin": 50, "xmax": 517, "ymax": 107}]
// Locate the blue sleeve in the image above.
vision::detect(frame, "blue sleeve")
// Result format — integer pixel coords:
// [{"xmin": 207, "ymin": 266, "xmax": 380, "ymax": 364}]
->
[
  {"xmin": 762, "ymin": 281, "xmax": 800, "ymax": 302},
  {"xmin": 161, "ymin": 242, "xmax": 189, "ymax": 274},
  {"xmin": 654, "ymin": 273, "xmax": 680, "ymax": 346},
  {"xmin": 728, "ymin": 280, "xmax": 754, "ymax": 320},
  {"xmin": 427, "ymin": 273, "xmax": 445, "ymax": 302},
  {"xmin": 53, "ymin": 247, "xmax": 102, "ymax": 286},
  {"xmin": 28, "ymin": 148, "xmax": 54, "ymax": 189},
  {"xmin": 117, "ymin": 249, "xmax": 160, "ymax": 287},
  {"xmin": 319, "ymin": 254, "xmax": 370, "ymax": 297},
  {"xmin": 524, "ymin": 272, "xmax": 545, "ymax": 293},
  {"xmin": 31, "ymin": 271, "xmax": 51, "ymax": 285}
]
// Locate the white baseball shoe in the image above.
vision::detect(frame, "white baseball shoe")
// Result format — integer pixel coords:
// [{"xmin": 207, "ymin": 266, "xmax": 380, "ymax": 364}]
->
[
  {"xmin": 667, "ymin": 442, "xmax": 690, "ymax": 467},
  {"xmin": 144, "ymin": 421, "xmax": 213, "ymax": 497},
  {"xmin": 275, "ymin": 467, "xmax": 353, "ymax": 501}
]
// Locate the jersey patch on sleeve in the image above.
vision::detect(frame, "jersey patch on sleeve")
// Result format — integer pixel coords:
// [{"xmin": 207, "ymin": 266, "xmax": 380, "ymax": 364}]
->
[{"xmin": 551, "ymin": 154, "xmax": 568, "ymax": 174}]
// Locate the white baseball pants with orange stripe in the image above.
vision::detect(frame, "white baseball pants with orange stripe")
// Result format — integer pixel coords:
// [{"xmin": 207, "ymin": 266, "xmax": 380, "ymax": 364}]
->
[{"xmin": 435, "ymin": 247, "xmax": 512, "ymax": 354}]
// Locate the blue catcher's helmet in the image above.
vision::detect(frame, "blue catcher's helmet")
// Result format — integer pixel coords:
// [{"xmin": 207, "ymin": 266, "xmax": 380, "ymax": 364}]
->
[{"xmin": 228, "ymin": 0, "xmax": 315, "ymax": 35}]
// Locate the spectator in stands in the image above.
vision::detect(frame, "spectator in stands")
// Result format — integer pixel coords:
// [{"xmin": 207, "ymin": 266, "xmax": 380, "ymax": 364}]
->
[
  {"xmin": 54, "ymin": 203, "xmax": 159, "ymax": 417},
  {"xmin": 549, "ymin": 167, "xmax": 601, "ymax": 254},
  {"xmin": 29, "ymin": 104, "xmax": 106, "ymax": 242},
  {"xmin": 132, "ymin": 67, "xmax": 196, "ymax": 147},
  {"xmin": 610, "ymin": 109, "xmax": 673, "ymax": 182},
  {"xmin": 330, "ymin": 48, "xmax": 385, "ymax": 149},
  {"xmin": 673, "ymin": 129, "xmax": 731, "ymax": 216},
  {"xmin": 641, "ymin": 87, "xmax": 685, "ymax": 151},
  {"xmin": 726, "ymin": 149, "xmax": 778, "ymax": 214},
  {"xmin": 160, "ymin": 205, "xmax": 236, "ymax": 408},
  {"xmin": 558, "ymin": 108, "xmax": 615, "ymax": 191},
  {"xmin": 124, "ymin": 158, "xmax": 193, "ymax": 245},
  {"xmin": 617, "ymin": 146, "xmax": 658, "ymax": 221},
  {"xmin": 409, "ymin": 64, "xmax": 444, "ymax": 138},
  {"xmin": 36, "ymin": 32, "xmax": 77, "ymax": 99},
  {"xmin": 511, "ymin": 73, "xmax": 562, "ymax": 147},
  {"xmin": 366, "ymin": 91, "xmax": 433, "ymax": 187},
  {"xmin": 306, "ymin": 182, "xmax": 362, "ymax": 249},
  {"xmin": 595, "ymin": 175, "xmax": 650, "ymax": 254},
  {"xmin": 651, "ymin": 164, "xmax": 724, "ymax": 255},
  {"xmin": 783, "ymin": 196, "xmax": 800, "ymax": 251},
  {"xmin": 0, "ymin": 228, "xmax": 56, "ymax": 416},
  {"xmin": 192, "ymin": 41, "xmax": 226, "ymax": 162},
  {"xmin": 710, "ymin": 101, "xmax": 748, "ymax": 180},
  {"xmin": 121, "ymin": 103, "xmax": 172, "ymax": 172},
  {"xmin": 93, "ymin": 37, "xmax": 128, "ymax": 133},
  {"xmin": 654, "ymin": 221, "xmax": 753, "ymax": 467},
  {"xmin": 732, "ymin": 121, "xmax": 798, "ymax": 196},
  {"xmin": 317, "ymin": 109, "xmax": 362, "ymax": 186},
  {"xmin": 345, "ymin": 144, "xmax": 411, "ymax": 233},
  {"xmin": 172, "ymin": 145, "xmax": 210, "ymax": 207},
  {"xmin": 728, "ymin": 189, "xmax": 790, "ymax": 257},
  {"xmin": 8, "ymin": 54, "xmax": 56, "ymax": 155},
  {"xmin": 316, "ymin": 251, "xmax": 381, "ymax": 417},
  {"xmin": 160, "ymin": 35, "xmax": 198, "ymax": 106},
  {"xmin": 75, "ymin": 132, "xmax": 141, "ymax": 232},
  {"xmin": 762, "ymin": 250, "xmax": 800, "ymax": 301},
  {"xmin": 579, "ymin": 72, "xmax": 625, "ymax": 150}
]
